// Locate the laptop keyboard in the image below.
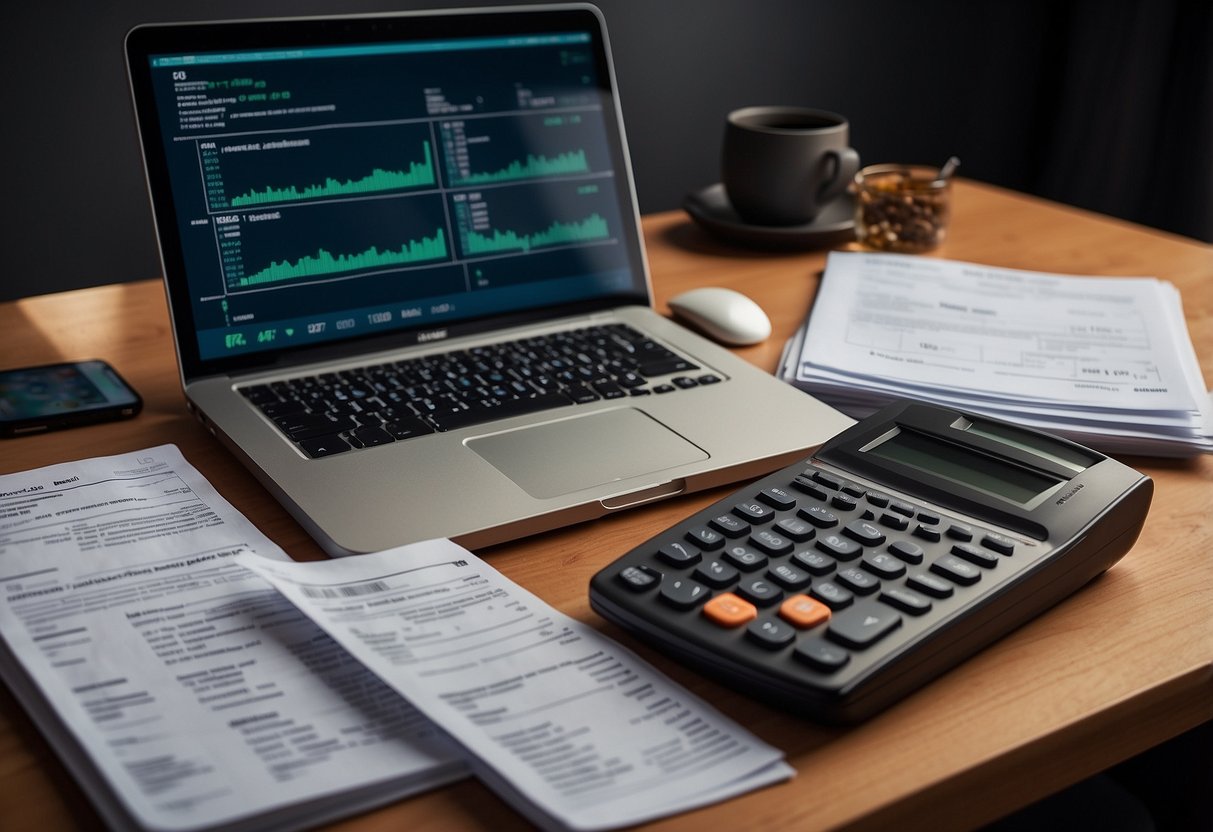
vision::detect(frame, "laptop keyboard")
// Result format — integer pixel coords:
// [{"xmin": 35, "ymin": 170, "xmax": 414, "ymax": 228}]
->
[{"xmin": 240, "ymin": 323, "xmax": 722, "ymax": 458}]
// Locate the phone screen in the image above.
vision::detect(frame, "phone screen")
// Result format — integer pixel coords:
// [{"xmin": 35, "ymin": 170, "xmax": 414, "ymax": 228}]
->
[{"xmin": 0, "ymin": 361, "xmax": 140, "ymax": 423}]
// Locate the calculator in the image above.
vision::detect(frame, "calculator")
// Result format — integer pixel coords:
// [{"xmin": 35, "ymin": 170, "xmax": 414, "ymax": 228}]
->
[{"xmin": 589, "ymin": 400, "xmax": 1153, "ymax": 723}]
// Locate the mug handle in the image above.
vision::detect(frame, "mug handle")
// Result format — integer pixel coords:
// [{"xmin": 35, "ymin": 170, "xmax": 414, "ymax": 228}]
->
[{"xmin": 817, "ymin": 148, "xmax": 861, "ymax": 204}]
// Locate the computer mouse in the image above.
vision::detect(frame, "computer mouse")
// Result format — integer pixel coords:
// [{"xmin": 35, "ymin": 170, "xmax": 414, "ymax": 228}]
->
[{"xmin": 667, "ymin": 287, "xmax": 772, "ymax": 346}]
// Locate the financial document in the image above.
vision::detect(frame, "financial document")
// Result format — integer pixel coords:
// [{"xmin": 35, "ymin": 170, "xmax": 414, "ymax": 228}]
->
[
  {"xmin": 782, "ymin": 252, "xmax": 1212, "ymax": 455},
  {"xmin": 0, "ymin": 447, "xmax": 464, "ymax": 832},
  {"xmin": 239, "ymin": 541, "xmax": 794, "ymax": 832}
]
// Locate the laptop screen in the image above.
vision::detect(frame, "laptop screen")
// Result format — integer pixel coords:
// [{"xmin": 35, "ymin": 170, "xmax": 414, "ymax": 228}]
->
[{"xmin": 127, "ymin": 7, "xmax": 649, "ymax": 379}]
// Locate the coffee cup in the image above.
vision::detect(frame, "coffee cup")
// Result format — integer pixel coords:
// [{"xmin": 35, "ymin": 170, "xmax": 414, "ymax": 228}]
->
[{"xmin": 722, "ymin": 106, "xmax": 860, "ymax": 226}]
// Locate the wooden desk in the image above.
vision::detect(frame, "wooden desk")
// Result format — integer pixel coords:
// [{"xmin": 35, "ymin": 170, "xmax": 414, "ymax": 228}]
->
[{"xmin": 2, "ymin": 180, "xmax": 1211, "ymax": 831}]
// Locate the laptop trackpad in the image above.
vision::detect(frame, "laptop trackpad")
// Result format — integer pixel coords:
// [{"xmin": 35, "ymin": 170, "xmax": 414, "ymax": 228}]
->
[{"xmin": 466, "ymin": 408, "xmax": 708, "ymax": 499}]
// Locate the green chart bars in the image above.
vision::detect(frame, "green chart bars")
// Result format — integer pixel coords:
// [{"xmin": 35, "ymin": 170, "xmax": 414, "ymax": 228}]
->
[
  {"xmin": 464, "ymin": 214, "xmax": 609, "ymax": 255},
  {"xmin": 229, "ymin": 143, "xmax": 436, "ymax": 207},
  {"xmin": 238, "ymin": 229, "xmax": 448, "ymax": 287},
  {"xmin": 450, "ymin": 149, "xmax": 589, "ymax": 186}
]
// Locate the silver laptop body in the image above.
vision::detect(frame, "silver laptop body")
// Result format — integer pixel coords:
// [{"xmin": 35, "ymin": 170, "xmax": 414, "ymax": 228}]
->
[{"xmin": 126, "ymin": 4, "xmax": 852, "ymax": 555}]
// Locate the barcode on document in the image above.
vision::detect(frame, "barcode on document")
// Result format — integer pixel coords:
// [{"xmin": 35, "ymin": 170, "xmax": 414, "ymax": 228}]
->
[{"xmin": 300, "ymin": 581, "xmax": 390, "ymax": 599}]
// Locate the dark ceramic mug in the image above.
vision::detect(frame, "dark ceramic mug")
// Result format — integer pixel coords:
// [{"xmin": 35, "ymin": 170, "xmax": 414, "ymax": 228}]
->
[{"xmin": 722, "ymin": 106, "xmax": 860, "ymax": 226}]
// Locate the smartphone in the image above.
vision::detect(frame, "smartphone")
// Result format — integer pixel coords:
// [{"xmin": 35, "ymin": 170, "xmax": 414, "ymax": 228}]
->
[{"xmin": 0, "ymin": 360, "xmax": 142, "ymax": 438}]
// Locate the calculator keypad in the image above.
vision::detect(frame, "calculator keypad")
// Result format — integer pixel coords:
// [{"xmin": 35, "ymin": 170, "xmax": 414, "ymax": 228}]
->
[{"xmin": 602, "ymin": 462, "xmax": 1034, "ymax": 692}]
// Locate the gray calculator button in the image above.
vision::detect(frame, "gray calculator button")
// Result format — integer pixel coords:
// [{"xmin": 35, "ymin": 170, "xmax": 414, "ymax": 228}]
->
[
  {"xmin": 658, "ymin": 541, "xmax": 700, "ymax": 566},
  {"xmin": 658, "ymin": 578, "xmax": 711, "ymax": 610},
  {"xmin": 815, "ymin": 533, "xmax": 862, "ymax": 561},
  {"xmin": 794, "ymin": 638, "xmax": 850, "ymax": 672},
  {"xmin": 931, "ymin": 554, "xmax": 982, "ymax": 586},
  {"xmin": 827, "ymin": 604, "xmax": 902, "ymax": 649}
]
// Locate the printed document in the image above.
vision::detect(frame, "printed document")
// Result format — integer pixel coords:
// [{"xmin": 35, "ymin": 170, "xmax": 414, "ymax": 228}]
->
[
  {"xmin": 782, "ymin": 252, "xmax": 1212, "ymax": 455},
  {"xmin": 0, "ymin": 446, "xmax": 465, "ymax": 832},
  {"xmin": 239, "ymin": 541, "xmax": 794, "ymax": 832}
]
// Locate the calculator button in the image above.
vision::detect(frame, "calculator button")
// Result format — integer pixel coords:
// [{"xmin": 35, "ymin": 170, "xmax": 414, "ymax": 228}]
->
[
  {"xmin": 917, "ymin": 511, "xmax": 941, "ymax": 525},
  {"xmin": 810, "ymin": 581, "xmax": 854, "ymax": 610},
  {"xmin": 723, "ymin": 545, "xmax": 769, "ymax": 572},
  {"xmin": 836, "ymin": 567, "xmax": 881, "ymax": 595},
  {"xmin": 861, "ymin": 551, "xmax": 907, "ymax": 579},
  {"xmin": 827, "ymin": 604, "xmax": 902, "ymax": 649},
  {"xmin": 887, "ymin": 540, "xmax": 924, "ymax": 564},
  {"xmin": 841, "ymin": 482, "xmax": 866, "ymax": 498},
  {"xmin": 791, "ymin": 475, "xmax": 829, "ymax": 501},
  {"xmin": 913, "ymin": 523, "xmax": 943, "ymax": 543},
  {"xmin": 659, "ymin": 577, "xmax": 711, "ymax": 610},
  {"xmin": 758, "ymin": 487, "xmax": 797, "ymax": 511},
  {"xmin": 792, "ymin": 550, "xmax": 836, "ymax": 576},
  {"xmin": 750, "ymin": 529, "xmax": 793, "ymax": 556},
  {"xmin": 767, "ymin": 562, "xmax": 812, "ymax": 590},
  {"xmin": 693, "ymin": 559, "xmax": 740, "ymax": 588},
  {"xmin": 734, "ymin": 501, "xmax": 775, "ymax": 523},
  {"xmin": 747, "ymin": 618, "xmax": 796, "ymax": 650},
  {"xmin": 931, "ymin": 554, "xmax": 982, "ymax": 586},
  {"xmin": 889, "ymin": 500, "xmax": 916, "ymax": 517},
  {"xmin": 779, "ymin": 594, "xmax": 832, "ymax": 629},
  {"xmin": 709, "ymin": 513, "xmax": 751, "ymax": 538},
  {"xmin": 738, "ymin": 577, "xmax": 784, "ymax": 607},
  {"xmin": 794, "ymin": 638, "xmax": 850, "ymax": 672},
  {"xmin": 831, "ymin": 494, "xmax": 859, "ymax": 512},
  {"xmin": 812, "ymin": 471, "xmax": 844, "ymax": 490},
  {"xmin": 951, "ymin": 543, "xmax": 999, "ymax": 569},
  {"xmin": 798, "ymin": 506, "xmax": 839, "ymax": 528},
  {"xmin": 686, "ymin": 526, "xmax": 726, "ymax": 551},
  {"xmin": 775, "ymin": 516, "xmax": 816, "ymax": 542},
  {"xmin": 865, "ymin": 491, "xmax": 891, "ymax": 508},
  {"xmin": 702, "ymin": 592, "xmax": 757, "ymax": 627},
  {"xmin": 815, "ymin": 533, "xmax": 862, "ymax": 561},
  {"xmin": 843, "ymin": 520, "xmax": 886, "ymax": 547},
  {"xmin": 658, "ymin": 541, "xmax": 701, "ymax": 566},
  {"xmin": 879, "ymin": 588, "xmax": 932, "ymax": 616},
  {"xmin": 982, "ymin": 533, "xmax": 1016, "ymax": 556},
  {"xmin": 617, "ymin": 565, "xmax": 660, "ymax": 592},
  {"xmin": 947, "ymin": 523, "xmax": 975, "ymax": 542},
  {"xmin": 907, "ymin": 573, "xmax": 955, "ymax": 598},
  {"xmin": 860, "ymin": 509, "xmax": 876, "ymax": 521},
  {"xmin": 879, "ymin": 511, "xmax": 910, "ymax": 532}
]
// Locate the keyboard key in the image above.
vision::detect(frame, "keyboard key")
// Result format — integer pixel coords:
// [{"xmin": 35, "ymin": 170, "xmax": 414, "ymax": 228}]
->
[
  {"xmin": 879, "ymin": 511, "xmax": 910, "ymax": 532},
  {"xmin": 982, "ymin": 533, "xmax": 1016, "ymax": 556},
  {"xmin": 709, "ymin": 513, "xmax": 751, "ymax": 538},
  {"xmin": 861, "ymin": 551, "xmax": 907, "ymax": 580},
  {"xmin": 836, "ymin": 567, "xmax": 880, "ymax": 596},
  {"xmin": 913, "ymin": 523, "xmax": 943, "ymax": 543},
  {"xmin": 843, "ymin": 519, "xmax": 886, "ymax": 546},
  {"xmin": 810, "ymin": 580, "xmax": 854, "ymax": 610},
  {"xmin": 880, "ymin": 587, "xmax": 932, "ymax": 615},
  {"xmin": 747, "ymin": 618, "xmax": 796, "ymax": 650},
  {"xmin": 947, "ymin": 523, "xmax": 975, "ymax": 542},
  {"xmin": 686, "ymin": 526, "xmax": 725, "ymax": 551},
  {"xmin": 749, "ymin": 529, "xmax": 793, "ymax": 556},
  {"xmin": 775, "ymin": 516, "xmax": 815, "ymax": 542},
  {"xmin": 616, "ymin": 565, "xmax": 660, "ymax": 592},
  {"xmin": 815, "ymin": 533, "xmax": 862, "ymax": 561},
  {"xmin": 779, "ymin": 594, "xmax": 831, "ymax": 629},
  {"xmin": 384, "ymin": 415, "xmax": 436, "ymax": 441},
  {"xmin": 831, "ymin": 494, "xmax": 859, "ymax": 512},
  {"xmin": 350, "ymin": 426, "xmax": 394, "ymax": 447},
  {"xmin": 931, "ymin": 554, "xmax": 982, "ymax": 586},
  {"xmin": 811, "ymin": 471, "xmax": 844, "ymax": 490},
  {"xmin": 702, "ymin": 592, "xmax": 757, "ymax": 627},
  {"xmin": 907, "ymin": 573, "xmax": 954, "ymax": 598},
  {"xmin": 767, "ymin": 562, "xmax": 812, "ymax": 590},
  {"xmin": 723, "ymin": 545, "xmax": 768, "ymax": 572},
  {"xmin": 427, "ymin": 391, "xmax": 573, "ymax": 431},
  {"xmin": 887, "ymin": 539, "xmax": 925, "ymax": 564},
  {"xmin": 733, "ymin": 501, "xmax": 775, "ymax": 523},
  {"xmin": 794, "ymin": 638, "xmax": 850, "ymax": 672},
  {"xmin": 737, "ymin": 577, "xmax": 784, "ymax": 607},
  {"xmin": 658, "ymin": 541, "xmax": 701, "ymax": 566},
  {"xmin": 693, "ymin": 559, "xmax": 740, "ymax": 588},
  {"xmin": 758, "ymin": 486, "xmax": 797, "ymax": 511},
  {"xmin": 298, "ymin": 435, "xmax": 350, "ymax": 458},
  {"xmin": 951, "ymin": 543, "xmax": 999, "ymax": 569},
  {"xmin": 889, "ymin": 500, "xmax": 916, "ymax": 517},
  {"xmin": 798, "ymin": 505, "xmax": 839, "ymax": 528},
  {"xmin": 827, "ymin": 604, "xmax": 902, "ymax": 649},
  {"xmin": 659, "ymin": 577, "xmax": 711, "ymax": 610},
  {"xmin": 792, "ymin": 550, "xmax": 836, "ymax": 576},
  {"xmin": 791, "ymin": 475, "xmax": 829, "ymax": 501}
]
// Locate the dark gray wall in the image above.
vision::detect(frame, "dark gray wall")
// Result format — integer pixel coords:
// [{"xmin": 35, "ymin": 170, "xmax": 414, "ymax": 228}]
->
[{"xmin": 3, "ymin": 0, "xmax": 1210, "ymax": 303}]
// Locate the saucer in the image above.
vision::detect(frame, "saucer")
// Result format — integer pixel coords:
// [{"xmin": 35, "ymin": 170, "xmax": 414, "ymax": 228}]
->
[{"xmin": 682, "ymin": 184, "xmax": 855, "ymax": 250}]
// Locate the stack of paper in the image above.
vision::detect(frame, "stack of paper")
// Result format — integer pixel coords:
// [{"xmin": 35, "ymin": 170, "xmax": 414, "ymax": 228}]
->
[
  {"xmin": 0, "ymin": 447, "xmax": 790, "ymax": 832},
  {"xmin": 780, "ymin": 252, "xmax": 1213, "ymax": 457}
]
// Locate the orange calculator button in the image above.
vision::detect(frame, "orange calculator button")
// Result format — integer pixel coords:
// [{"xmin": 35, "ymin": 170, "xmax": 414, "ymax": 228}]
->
[
  {"xmin": 779, "ymin": 594, "xmax": 831, "ymax": 629},
  {"xmin": 703, "ymin": 593, "xmax": 758, "ymax": 627}
]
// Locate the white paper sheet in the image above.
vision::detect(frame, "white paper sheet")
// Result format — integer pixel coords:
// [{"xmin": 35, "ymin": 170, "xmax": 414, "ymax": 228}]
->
[
  {"xmin": 238, "ymin": 540, "xmax": 794, "ymax": 832},
  {"xmin": 785, "ymin": 252, "xmax": 1212, "ymax": 455},
  {"xmin": 0, "ymin": 446, "xmax": 465, "ymax": 832}
]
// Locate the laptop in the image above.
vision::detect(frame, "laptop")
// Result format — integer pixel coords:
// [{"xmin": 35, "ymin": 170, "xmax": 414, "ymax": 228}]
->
[{"xmin": 124, "ymin": 4, "xmax": 852, "ymax": 555}]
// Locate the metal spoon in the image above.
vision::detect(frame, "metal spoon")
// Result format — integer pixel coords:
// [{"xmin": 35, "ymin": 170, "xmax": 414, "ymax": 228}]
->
[{"xmin": 936, "ymin": 156, "xmax": 961, "ymax": 184}]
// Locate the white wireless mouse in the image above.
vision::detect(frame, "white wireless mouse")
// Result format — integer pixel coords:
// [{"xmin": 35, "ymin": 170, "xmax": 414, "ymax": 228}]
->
[{"xmin": 667, "ymin": 286, "xmax": 772, "ymax": 346}]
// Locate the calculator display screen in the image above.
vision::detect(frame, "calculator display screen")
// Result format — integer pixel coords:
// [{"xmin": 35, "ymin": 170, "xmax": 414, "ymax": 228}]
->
[{"xmin": 867, "ymin": 428, "xmax": 1062, "ymax": 505}]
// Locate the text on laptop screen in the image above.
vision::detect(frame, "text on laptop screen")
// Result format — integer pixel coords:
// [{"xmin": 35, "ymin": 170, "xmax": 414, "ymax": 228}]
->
[{"xmin": 146, "ymin": 31, "xmax": 637, "ymax": 361}]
